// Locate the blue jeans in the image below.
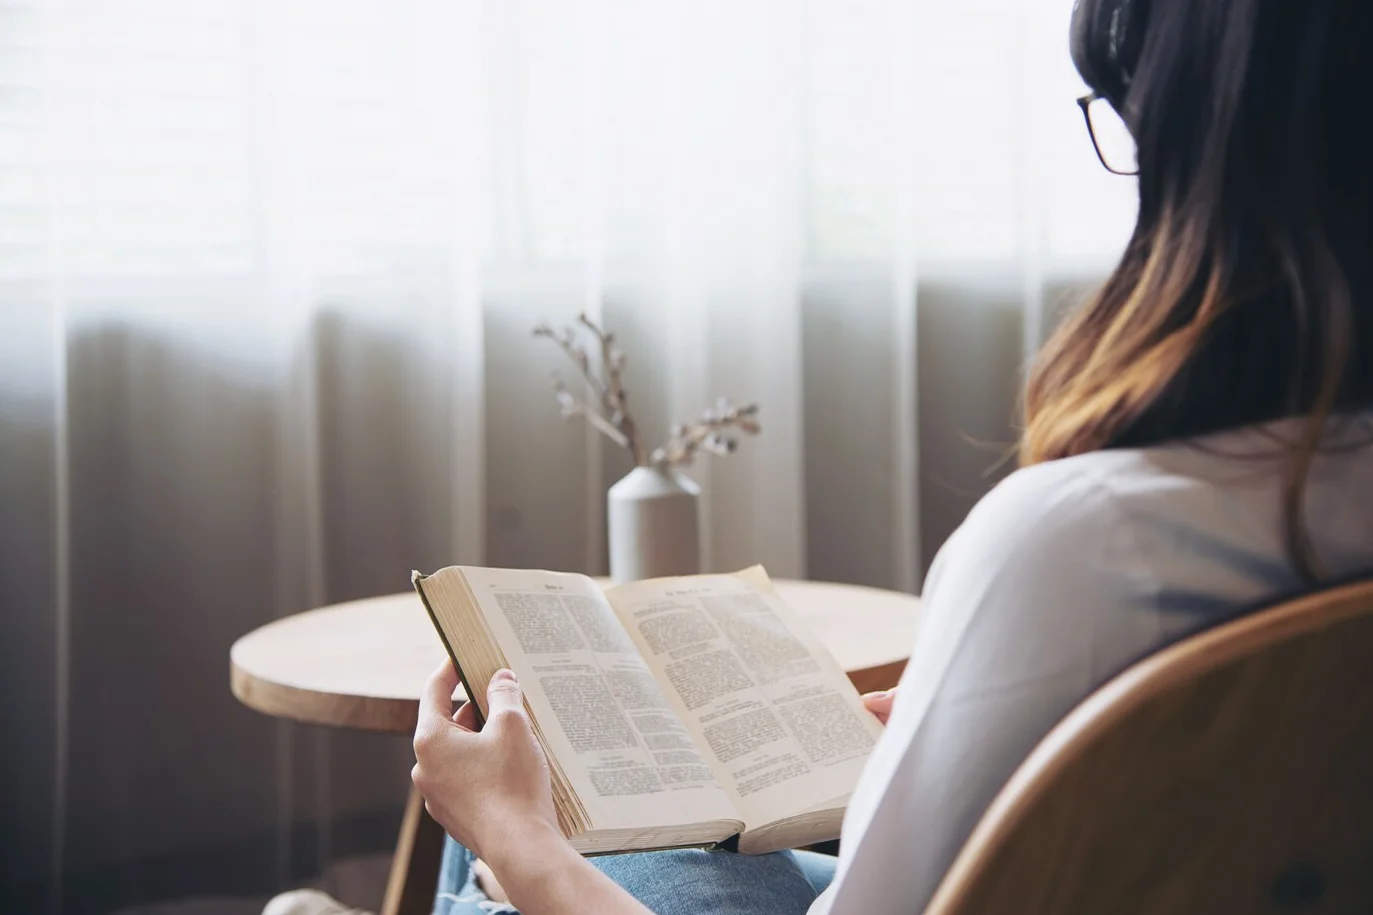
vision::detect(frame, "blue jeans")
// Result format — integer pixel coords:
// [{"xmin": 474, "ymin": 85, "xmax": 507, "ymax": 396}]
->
[{"xmin": 433, "ymin": 836, "xmax": 837, "ymax": 915}]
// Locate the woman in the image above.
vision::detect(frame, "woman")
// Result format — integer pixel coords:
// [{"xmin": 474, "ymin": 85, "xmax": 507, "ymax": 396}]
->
[{"xmin": 411, "ymin": 0, "xmax": 1373, "ymax": 913}]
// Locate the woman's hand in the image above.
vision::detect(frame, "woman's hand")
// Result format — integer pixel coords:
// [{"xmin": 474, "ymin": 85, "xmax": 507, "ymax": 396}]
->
[
  {"xmin": 411, "ymin": 660, "xmax": 560, "ymax": 863},
  {"xmin": 412, "ymin": 660, "xmax": 655, "ymax": 915},
  {"xmin": 861, "ymin": 688, "xmax": 897, "ymax": 725}
]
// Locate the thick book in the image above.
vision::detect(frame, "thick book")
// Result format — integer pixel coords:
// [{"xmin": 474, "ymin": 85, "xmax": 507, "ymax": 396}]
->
[{"xmin": 411, "ymin": 564, "xmax": 884, "ymax": 856}]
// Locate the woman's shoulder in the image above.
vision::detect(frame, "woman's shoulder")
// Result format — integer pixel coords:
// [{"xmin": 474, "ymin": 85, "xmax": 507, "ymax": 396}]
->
[
  {"xmin": 929, "ymin": 433, "xmax": 1318, "ymax": 629},
  {"xmin": 956, "ymin": 449, "xmax": 1149, "ymax": 553},
  {"xmin": 925, "ymin": 449, "xmax": 1167, "ymax": 622},
  {"xmin": 955, "ymin": 440, "xmax": 1240, "ymax": 553}
]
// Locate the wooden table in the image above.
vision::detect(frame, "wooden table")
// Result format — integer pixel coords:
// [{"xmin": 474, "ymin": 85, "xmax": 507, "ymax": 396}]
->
[{"xmin": 230, "ymin": 579, "xmax": 920, "ymax": 915}]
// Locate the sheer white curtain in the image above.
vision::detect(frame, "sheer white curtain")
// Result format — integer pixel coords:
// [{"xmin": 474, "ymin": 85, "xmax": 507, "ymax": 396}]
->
[{"xmin": 0, "ymin": 0, "xmax": 1134, "ymax": 909}]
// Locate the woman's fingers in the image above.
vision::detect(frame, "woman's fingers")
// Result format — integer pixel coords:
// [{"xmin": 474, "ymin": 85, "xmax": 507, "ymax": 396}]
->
[
  {"xmin": 862, "ymin": 688, "xmax": 896, "ymax": 725},
  {"xmin": 410, "ymin": 664, "xmax": 558, "ymax": 862},
  {"xmin": 453, "ymin": 700, "xmax": 481, "ymax": 731},
  {"xmin": 484, "ymin": 669, "xmax": 524, "ymax": 729},
  {"xmin": 418, "ymin": 658, "xmax": 461, "ymax": 725}
]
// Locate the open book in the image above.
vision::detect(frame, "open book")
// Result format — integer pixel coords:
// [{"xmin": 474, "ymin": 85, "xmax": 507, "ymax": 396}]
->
[{"xmin": 412, "ymin": 565, "xmax": 884, "ymax": 856}]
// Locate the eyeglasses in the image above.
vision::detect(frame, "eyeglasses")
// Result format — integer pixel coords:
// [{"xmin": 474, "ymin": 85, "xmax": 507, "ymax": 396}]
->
[{"xmin": 1076, "ymin": 92, "xmax": 1138, "ymax": 176}]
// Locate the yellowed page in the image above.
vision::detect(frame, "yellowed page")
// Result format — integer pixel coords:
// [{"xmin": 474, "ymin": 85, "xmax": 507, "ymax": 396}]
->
[
  {"xmin": 456, "ymin": 566, "xmax": 741, "ymax": 835},
  {"xmin": 606, "ymin": 568, "xmax": 883, "ymax": 832}
]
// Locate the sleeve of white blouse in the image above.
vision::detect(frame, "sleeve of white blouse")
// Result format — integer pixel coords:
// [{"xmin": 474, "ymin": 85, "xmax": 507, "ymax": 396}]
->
[{"xmin": 816, "ymin": 457, "xmax": 1157, "ymax": 915}]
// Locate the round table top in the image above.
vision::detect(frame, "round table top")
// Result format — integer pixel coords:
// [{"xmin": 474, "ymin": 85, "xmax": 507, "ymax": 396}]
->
[{"xmin": 231, "ymin": 578, "xmax": 921, "ymax": 733}]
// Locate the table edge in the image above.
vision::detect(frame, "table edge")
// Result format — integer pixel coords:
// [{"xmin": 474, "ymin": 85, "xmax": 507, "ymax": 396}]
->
[
  {"xmin": 230, "ymin": 658, "xmax": 419, "ymax": 733},
  {"xmin": 230, "ymin": 581, "xmax": 919, "ymax": 731}
]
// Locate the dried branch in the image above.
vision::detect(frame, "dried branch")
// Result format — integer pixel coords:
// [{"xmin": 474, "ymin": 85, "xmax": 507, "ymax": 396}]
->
[
  {"xmin": 534, "ymin": 315, "xmax": 645, "ymax": 464},
  {"xmin": 575, "ymin": 313, "xmax": 644, "ymax": 465},
  {"xmin": 552, "ymin": 377, "xmax": 631, "ymax": 449},
  {"xmin": 648, "ymin": 398, "xmax": 761, "ymax": 469},
  {"xmin": 534, "ymin": 317, "xmax": 759, "ymax": 470},
  {"xmin": 532, "ymin": 322, "xmax": 602, "ymax": 398}
]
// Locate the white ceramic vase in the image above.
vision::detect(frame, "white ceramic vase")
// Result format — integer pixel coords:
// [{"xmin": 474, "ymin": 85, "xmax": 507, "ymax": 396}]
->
[{"xmin": 607, "ymin": 466, "xmax": 701, "ymax": 583}]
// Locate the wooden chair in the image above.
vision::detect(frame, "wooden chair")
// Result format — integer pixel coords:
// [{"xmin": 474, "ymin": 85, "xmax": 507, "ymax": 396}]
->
[{"xmin": 925, "ymin": 578, "xmax": 1373, "ymax": 915}]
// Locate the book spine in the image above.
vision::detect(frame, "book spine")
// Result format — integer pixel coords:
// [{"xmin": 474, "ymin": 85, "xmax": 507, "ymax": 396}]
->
[{"xmin": 410, "ymin": 570, "xmax": 485, "ymax": 729}]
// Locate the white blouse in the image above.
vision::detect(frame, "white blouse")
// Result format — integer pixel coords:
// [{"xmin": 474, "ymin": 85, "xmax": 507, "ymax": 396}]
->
[{"xmin": 815, "ymin": 415, "xmax": 1373, "ymax": 915}]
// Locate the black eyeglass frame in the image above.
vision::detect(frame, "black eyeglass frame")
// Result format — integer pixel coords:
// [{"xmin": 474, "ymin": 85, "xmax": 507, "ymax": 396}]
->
[{"xmin": 1076, "ymin": 91, "xmax": 1139, "ymax": 177}]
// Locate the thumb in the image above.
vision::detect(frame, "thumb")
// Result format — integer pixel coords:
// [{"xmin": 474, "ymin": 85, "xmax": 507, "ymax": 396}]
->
[
  {"xmin": 862, "ymin": 689, "xmax": 896, "ymax": 721},
  {"xmin": 485, "ymin": 669, "xmax": 526, "ymax": 727}
]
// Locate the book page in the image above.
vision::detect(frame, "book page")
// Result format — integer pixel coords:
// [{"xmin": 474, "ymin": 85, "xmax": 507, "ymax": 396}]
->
[
  {"xmin": 607, "ymin": 568, "xmax": 883, "ymax": 831},
  {"xmin": 457, "ymin": 566, "xmax": 741, "ymax": 834}
]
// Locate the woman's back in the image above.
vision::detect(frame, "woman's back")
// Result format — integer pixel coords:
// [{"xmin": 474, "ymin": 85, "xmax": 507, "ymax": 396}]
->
[
  {"xmin": 816, "ymin": 415, "xmax": 1373, "ymax": 915},
  {"xmin": 823, "ymin": 0, "xmax": 1373, "ymax": 904}
]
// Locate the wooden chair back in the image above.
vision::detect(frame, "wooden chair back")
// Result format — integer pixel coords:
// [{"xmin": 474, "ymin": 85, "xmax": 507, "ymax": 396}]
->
[{"xmin": 925, "ymin": 579, "xmax": 1373, "ymax": 915}]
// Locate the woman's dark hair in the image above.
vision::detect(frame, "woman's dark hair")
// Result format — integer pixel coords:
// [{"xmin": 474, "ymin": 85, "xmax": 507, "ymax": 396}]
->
[{"xmin": 1024, "ymin": 0, "xmax": 1373, "ymax": 576}]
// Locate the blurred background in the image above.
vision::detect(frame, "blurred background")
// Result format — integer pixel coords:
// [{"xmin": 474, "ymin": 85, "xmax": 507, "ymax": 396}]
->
[{"xmin": 0, "ymin": 0, "xmax": 1134, "ymax": 911}]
